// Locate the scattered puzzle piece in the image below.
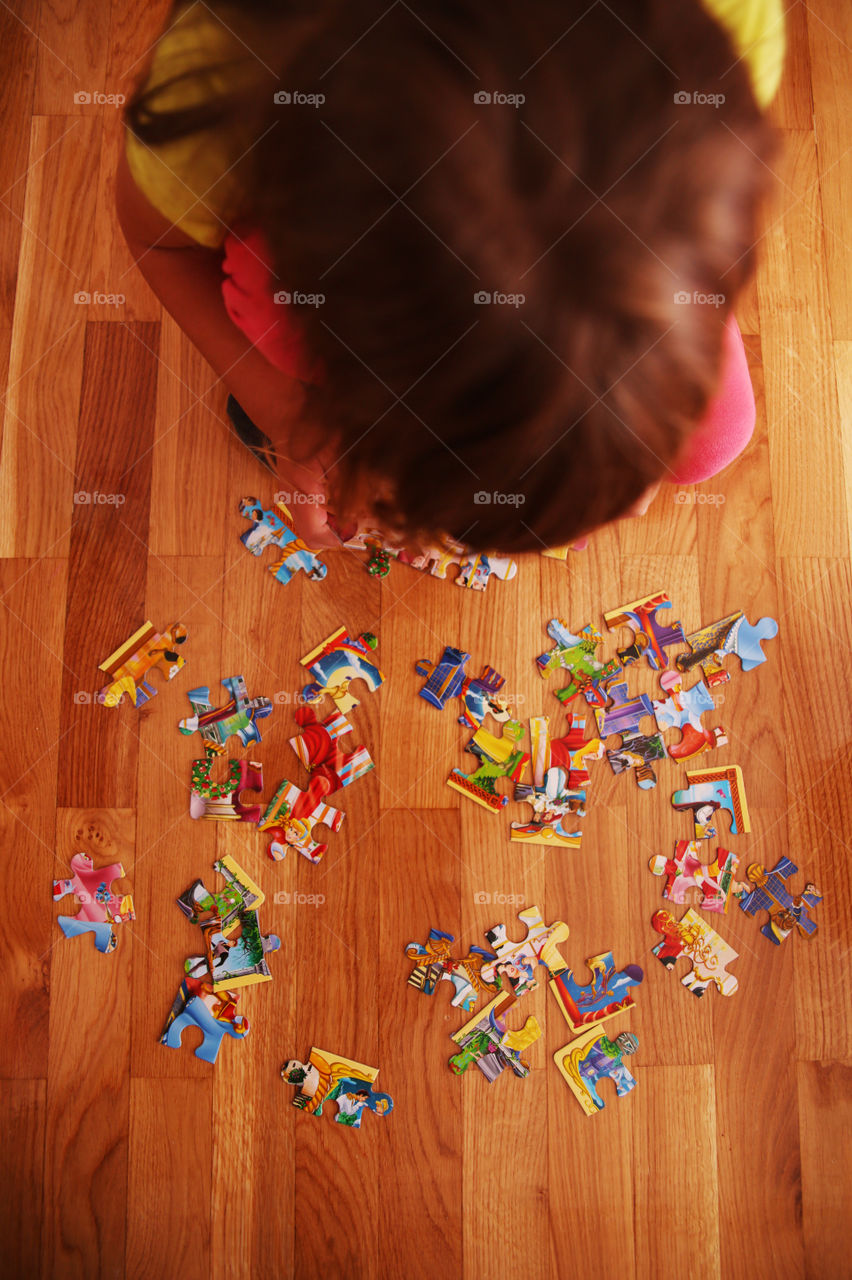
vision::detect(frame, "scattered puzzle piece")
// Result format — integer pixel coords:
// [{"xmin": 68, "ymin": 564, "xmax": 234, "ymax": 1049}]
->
[
  {"xmin": 594, "ymin": 682, "xmax": 663, "ymax": 789},
  {"xmin": 178, "ymin": 676, "xmax": 273, "ymax": 755},
  {"xmin": 405, "ymin": 928, "xmax": 499, "ymax": 1012},
  {"xmin": 554, "ymin": 1028, "xmax": 639, "ymax": 1116},
  {"xmin": 447, "ymin": 719, "xmax": 529, "ymax": 813},
  {"xmin": 536, "ymin": 620, "xmax": 620, "ymax": 707},
  {"xmin": 300, "ymin": 627, "xmax": 384, "ymax": 715},
  {"xmin": 282, "ymin": 1048, "xmax": 393, "ymax": 1126},
  {"xmin": 604, "ymin": 591, "xmax": 684, "ymax": 670},
  {"xmin": 734, "ymin": 857, "xmax": 821, "ymax": 944},
  {"xmin": 675, "ymin": 611, "xmax": 778, "ymax": 685},
  {"xmin": 653, "ymin": 670, "xmax": 728, "ymax": 761},
  {"xmin": 511, "ymin": 715, "xmax": 603, "ymax": 847},
  {"xmin": 480, "ymin": 905, "xmax": 570, "ymax": 995},
  {"xmin": 98, "ymin": 621, "xmax": 188, "ymax": 707},
  {"xmin": 288, "ymin": 705, "xmax": 374, "ymax": 791},
  {"xmin": 415, "ymin": 646, "xmax": 508, "ymax": 728},
  {"xmin": 651, "ymin": 907, "xmax": 739, "ymax": 996},
  {"xmin": 176, "ymin": 854, "xmax": 265, "ymax": 927},
  {"xmin": 186, "ymin": 911, "xmax": 281, "ymax": 991},
  {"xmin": 239, "ymin": 497, "xmax": 328, "ymax": 585},
  {"xmin": 649, "ymin": 841, "xmax": 739, "ymax": 912},
  {"xmin": 259, "ymin": 775, "xmax": 344, "ymax": 863},
  {"xmin": 671, "ymin": 764, "xmax": 751, "ymax": 840},
  {"xmin": 549, "ymin": 952, "xmax": 644, "ymax": 1032},
  {"xmin": 189, "ymin": 757, "xmax": 264, "ymax": 822},
  {"xmin": 53, "ymin": 852, "xmax": 134, "ymax": 954},
  {"xmin": 449, "ymin": 992, "xmax": 542, "ymax": 1081},
  {"xmin": 344, "ymin": 530, "xmax": 517, "ymax": 591},
  {"xmin": 161, "ymin": 975, "xmax": 249, "ymax": 1063}
]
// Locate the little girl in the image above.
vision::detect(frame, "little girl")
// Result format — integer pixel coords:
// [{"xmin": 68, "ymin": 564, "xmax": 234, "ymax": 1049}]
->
[{"xmin": 117, "ymin": 0, "xmax": 783, "ymax": 552}]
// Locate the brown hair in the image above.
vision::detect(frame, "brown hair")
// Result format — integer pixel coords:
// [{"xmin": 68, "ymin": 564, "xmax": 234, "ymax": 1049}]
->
[{"xmin": 127, "ymin": 0, "xmax": 775, "ymax": 550}]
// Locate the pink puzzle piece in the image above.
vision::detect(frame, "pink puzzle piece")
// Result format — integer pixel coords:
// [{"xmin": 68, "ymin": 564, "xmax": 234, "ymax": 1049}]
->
[
  {"xmin": 53, "ymin": 852, "xmax": 135, "ymax": 953},
  {"xmin": 259, "ymin": 775, "xmax": 344, "ymax": 863},
  {"xmin": 649, "ymin": 841, "xmax": 740, "ymax": 912}
]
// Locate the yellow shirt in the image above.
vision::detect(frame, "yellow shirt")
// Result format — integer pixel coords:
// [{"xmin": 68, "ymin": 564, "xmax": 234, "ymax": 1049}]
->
[{"xmin": 126, "ymin": 0, "xmax": 785, "ymax": 247}]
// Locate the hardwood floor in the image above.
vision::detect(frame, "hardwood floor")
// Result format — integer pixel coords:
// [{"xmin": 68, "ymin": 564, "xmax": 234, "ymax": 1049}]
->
[{"xmin": 1, "ymin": 2, "xmax": 850, "ymax": 1277}]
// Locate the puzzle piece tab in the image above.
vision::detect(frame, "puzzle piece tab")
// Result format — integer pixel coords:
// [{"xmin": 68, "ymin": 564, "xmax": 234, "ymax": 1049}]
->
[
  {"xmin": 300, "ymin": 627, "xmax": 384, "ymax": 715},
  {"xmin": 282, "ymin": 1048, "xmax": 393, "ymax": 1126},
  {"xmin": 479, "ymin": 905, "xmax": 570, "ymax": 995},
  {"xmin": 549, "ymin": 952, "xmax": 644, "ymax": 1033},
  {"xmin": 604, "ymin": 591, "xmax": 684, "ymax": 670},
  {"xmin": 259, "ymin": 775, "xmax": 344, "ymax": 863},
  {"xmin": 239, "ymin": 497, "xmax": 328, "ymax": 585},
  {"xmin": 447, "ymin": 719, "xmax": 529, "ymax": 813},
  {"xmin": 178, "ymin": 676, "xmax": 272, "ymax": 755},
  {"xmin": 189, "ymin": 757, "xmax": 264, "ymax": 822},
  {"xmin": 415, "ymin": 646, "xmax": 508, "ymax": 728},
  {"xmin": 653, "ymin": 670, "xmax": 727, "ymax": 761},
  {"xmin": 288, "ymin": 705, "xmax": 374, "ymax": 791},
  {"xmin": 651, "ymin": 907, "xmax": 739, "ymax": 996},
  {"xmin": 675, "ymin": 611, "xmax": 778, "ymax": 686},
  {"xmin": 554, "ymin": 1028, "xmax": 639, "ymax": 1116},
  {"xmin": 98, "ymin": 621, "xmax": 188, "ymax": 707},
  {"xmin": 671, "ymin": 764, "xmax": 751, "ymax": 840},
  {"xmin": 735, "ymin": 857, "xmax": 821, "ymax": 944},
  {"xmin": 53, "ymin": 852, "xmax": 134, "ymax": 954},
  {"xmin": 449, "ymin": 992, "xmax": 542, "ymax": 1082},
  {"xmin": 510, "ymin": 715, "xmax": 603, "ymax": 848},
  {"xmin": 405, "ymin": 928, "xmax": 498, "ymax": 1012},
  {"xmin": 649, "ymin": 841, "xmax": 739, "ymax": 912}
]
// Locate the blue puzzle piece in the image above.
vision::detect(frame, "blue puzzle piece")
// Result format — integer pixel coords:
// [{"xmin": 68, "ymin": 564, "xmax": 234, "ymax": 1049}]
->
[
  {"xmin": 161, "ymin": 994, "xmax": 250, "ymax": 1063},
  {"xmin": 56, "ymin": 916, "xmax": 117, "ymax": 953},
  {"xmin": 676, "ymin": 612, "xmax": 778, "ymax": 681},
  {"xmin": 736, "ymin": 856, "xmax": 821, "ymax": 944},
  {"xmin": 239, "ymin": 497, "xmax": 327, "ymax": 586}
]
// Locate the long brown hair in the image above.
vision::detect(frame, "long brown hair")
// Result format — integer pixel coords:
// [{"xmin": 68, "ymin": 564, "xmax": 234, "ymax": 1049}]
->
[{"xmin": 127, "ymin": 0, "xmax": 775, "ymax": 550}]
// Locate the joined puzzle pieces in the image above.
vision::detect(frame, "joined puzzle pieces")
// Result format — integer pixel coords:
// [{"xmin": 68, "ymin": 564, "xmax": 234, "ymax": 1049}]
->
[
  {"xmin": 415, "ymin": 646, "xmax": 508, "ymax": 728},
  {"xmin": 511, "ymin": 715, "xmax": 603, "ymax": 848}
]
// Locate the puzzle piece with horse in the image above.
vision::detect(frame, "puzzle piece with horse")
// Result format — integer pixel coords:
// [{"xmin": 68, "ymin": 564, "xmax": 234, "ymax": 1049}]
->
[{"xmin": 510, "ymin": 715, "xmax": 603, "ymax": 848}]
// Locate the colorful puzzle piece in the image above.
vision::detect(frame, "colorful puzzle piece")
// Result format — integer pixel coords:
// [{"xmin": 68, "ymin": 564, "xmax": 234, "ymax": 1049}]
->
[
  {"xmin": 675, "ymin": 611, "xmax": 778, "ymax": 686},
  {"xmin": 549, "ymin": 952, "xmax": 644, "ymax": 1032},
  {"xmin": 536, "ymin": 620, "xmax": 620, "ymax": 707},
  {"xmin": 344, "ymin": 530, "xmax": 517, "ymax": 591},
  {"xmin": 594, "ymin": 681, "xmax": 655, "ymax": 740},
  {"xmin": 649, "ymin": 841, "xmax": 739, "ymax": 912},
  {"xmin": 282, "ymin": 1048, "xmax": 393, "ymax": 1126},
  {"xmin": 186, "ymin": 911, "xmax": 281, "ymax": 991},
  {"xmin": 604, "ymin": 591, "xmax": 684, "ymax": 670},
  {"xmin": 178, "ymin": 676, "xmax": 273, "ymax": 755},
  {"xmin": 735, "ymin": 857, "xmax": 822, "ymax": 944},
  {"xmin": 653, "ymin": 670, "xmax": 728, "ymax": 761},
  {"xmin": 651, "ymin": 907, "xmax": 739, "ymax": 996},
  {"xmin": 189, "ymin": 757, "xmax": 264, "ymax": 822},
  {"xmin": 288, "ymin": 705, "xmax": 374, "ymax": 791},
  {"xmin": 449, "ymin": 992, "xmax": 542, "ymax": 1082},
  {"xmin": 259, "ymin": 775, "xmax": 344, "ymax": 863},
  {"xmin": 405, "ymin": 928, "xmax": 498, "ymax": 1012},
  {"xmin": 594, "ymin": 682, "xmax": 664, "ymax": 789},
  {"xmin": 446, "ymin": 719, "xmax": 529, "ymax": 813},
  {"xmin": 239, "ymin": 496, "xmax": 328, "ymax": 585},
  {"xmin": 53, "ymin": 852, "xmax": 134, "ymax": 953},
  {"xmin": 176, "ymin": 855, "xmax": 265, "ymax": 927},
  {"xmin": 554, "ymin": 1028, "xmax": 639, "ymax": 1116},
  {"xmin": 479, "ymin": 905, "xmax": 570, "ymax": 995},
  {"xmin": 98, "ymin": 620, "xmax": 188, "ymax": 707},
  {"xmin": 300, "ymin": 627, "xmax": 384, "ymax": 715},
  {"xmin": 671, "ymin": 764, "xmax": 751, "ymax": 840},
  {"xmin": 161, "ymin": 976, "xmax": 249, "ymax": 1064},
  {"xmin": 415, "ymin": 646, "xmax": 508, "ymax": 728},
  {"xmin": 510, "ymin": 715, "xmax": 603, "ymax": 848}
]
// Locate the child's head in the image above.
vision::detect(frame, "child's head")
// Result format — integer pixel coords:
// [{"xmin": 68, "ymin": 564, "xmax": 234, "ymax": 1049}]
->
[{"xmin": 130, "ymin": 0, "xmax": 775, "ymax": 550}]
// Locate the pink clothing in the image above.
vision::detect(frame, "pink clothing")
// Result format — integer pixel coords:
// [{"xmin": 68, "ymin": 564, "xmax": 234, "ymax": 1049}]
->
[{"xmin": 221, "ymin": 229, "xmax": 755, "ymax": 482}]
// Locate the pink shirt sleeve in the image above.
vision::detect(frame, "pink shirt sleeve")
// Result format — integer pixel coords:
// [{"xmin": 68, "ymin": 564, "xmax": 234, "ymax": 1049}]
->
[{"xmin": 672, "ymin": 315, "xmax": 756, "ymax": 484}]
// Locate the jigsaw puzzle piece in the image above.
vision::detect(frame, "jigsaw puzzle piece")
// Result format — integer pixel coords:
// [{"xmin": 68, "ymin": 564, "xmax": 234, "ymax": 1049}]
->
[
  {"xmin": 671, "ymin": 764, "xmax": 751, "ymax": 840},
  {"xmin": 288, "ymin": 705, "xmax": 374, "ymax": 791},
  {"xmin": 189, "ymin": 757, "xmax": 264, "ymax": 821},
  {"xmin": 549, "ymin": 952, "xmax": 644, "ymax": 1032},
  {"xmin": 604, "ymin": 591, "xmax": 684, "ymax": 670},
  {"xmin": 676, "ymin": 611, "xmax": 778, "ymax": 684},
  {"xmin": 416, "ymin": 646, "xmax": 508, "ymax": 728},
  {"xmin": 239, "ymin": 497, "xmax": 328, "ymax": 585},
  {"xmin": 53, "ymin": 852, "xmax": 134, "ymax": 951},
  {"xmin": 651, "ymin": 907, "xmax": 739, "ymax": 996},
  {"xmin": 282, "ymin": 1048, "xmax": 393, "ymax": 1125},
  {"xmin": 449, "ymin": 992, "xmax": 542, "ymax": 1081},
  {"xmin": 186, "ymin": 911, "xmax": 281, "ymax": 991},
  {"xmin": 300, "ymin": 627, "xmax": 384, "ymax": 714},
  {"xmin": 653, "ymin": 670, "xmax": 728, "ymax": 761},
  {"xmin": 535, "ymin": 620, "xmax": 621, "ymax": 707},
  {"xmin": 405, "ymin": 928, "xmax": 498, "ymax": 1011},
  {"xmin": 98, "ymin": 621, "xmax": 188, "ymax": 707},
  {"xmin": 178, "ymin": 675, "xmax": 273, "ymax": 754},
  {"xmin": 510, "ymin": 716, "xmax": 602, "ymax": 847},
  {"xmin": 447, "ymin": 719, "xmax": 529, "ymax": 812},
  {"xmin": 480, "ymin": 905, "xmax": 570, "ymax": 994},
  {"xmin": 454, "ymin": 551, "xmax": 518, "ymax": 590},
  {"xmin": 259, "ymin": 775, "xmax": 344, "ymax": 863},
  {"xmin": 55, "ymin": 916, "xmax": 119, "ymax": 953},
  {"xmin": 554, "ymin": 1028, "xmax": 639, "ymax": 1116},
  {"xmin": 734, "ymin": 857, "xmax": 821, "ymax": 944},
  {"xmin": 161, "ymin": 978, "xmax": 249, "ymax": 1063},
  {"xmin": 649, "ymin": 840, "xmax": 739, "ymax": 912}
]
